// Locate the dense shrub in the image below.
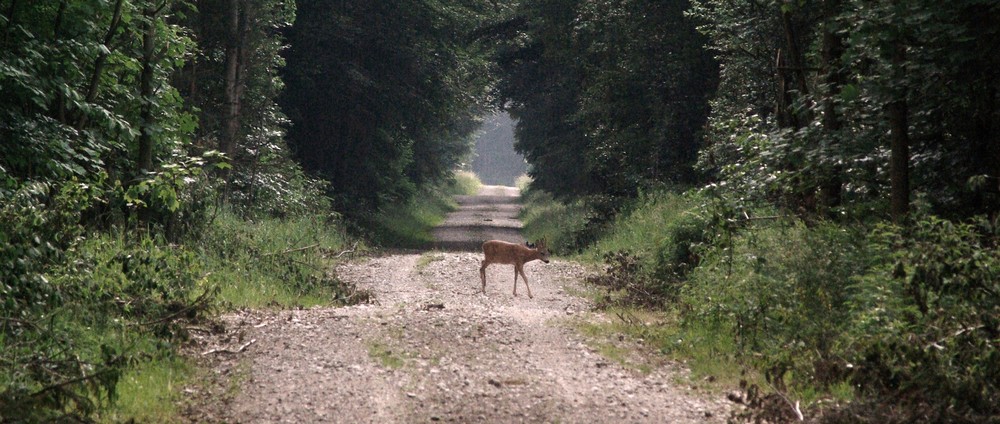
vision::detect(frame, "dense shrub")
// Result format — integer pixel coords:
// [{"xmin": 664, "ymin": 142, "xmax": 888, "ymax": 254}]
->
[
  {"xmin": 842, "ymin": 217, "xmax": 999, "ymax": 422},
  {"xmin": 0, "ymin": 180, "xmax": 214, "ymax": 421},
  {"xmin": 682, "ymin": 220, "xmax": 873, "ymax": 388}
]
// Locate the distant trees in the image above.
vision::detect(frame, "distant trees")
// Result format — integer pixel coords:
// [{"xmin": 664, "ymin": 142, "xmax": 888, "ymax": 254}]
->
[
  {"xmin": 471, "ymin": 112, "xmax": 527, "ymax": 186},
  {"xmin": 280, "ymin": 1, "xmax": 497, "ymax": 218},
  {"xmin": 493, "ymin": 0, "xmax": 718, "ymax": 201}
]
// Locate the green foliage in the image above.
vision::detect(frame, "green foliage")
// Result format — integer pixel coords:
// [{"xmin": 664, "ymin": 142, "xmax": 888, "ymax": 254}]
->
[
  {"xmin": 447, "ymin": 170, "xmax": 484, "ymax": 196},
  {"xmin": 691, "ymin": 0, "xmax": 1000, "ymax": 220},
  {"xmin": 509, "ymin": 0, "xmax": 1000, "ymax": 420},
  {"xmin": 196, "ymin": 208, "xmax": 363, "ymax": 308},
  {"xmin": 0, "ymin": 0, "xmax": 371, "ymax": 420},
  {"xmin": 98, "ymin": 356, "xmax": 192, "ymax": 423},
  {"xmin": 518, "ymin": 188, "xmax": 591, "ymax": 254},
  {"xmin": 1, "ymin": 180, "xmax": 214, "ymax": 421},
  {"xmin": 176, "ymin": 0, "xmax": 305, "ymax": 217},
  {"xmin": 844, "ymin": 217, "xmax": 999, "ymax": 421},
  {"xmin": 579, "ymin": 191, "xmax": 710, "ymax": 305},
  {"xmin": 370, "ymin": 187, "xmax": 458, "ymax": 249},
  {"xmin": 281, "ymin": 0, "xmax": 494, "ymax": 218},
  {"xmin": 495, "ymin": 0, "xmax": 716, "ymax": 201},
  {"xmin": 683, "ymin": 219, "xmax": 873, "ymax": 389}
]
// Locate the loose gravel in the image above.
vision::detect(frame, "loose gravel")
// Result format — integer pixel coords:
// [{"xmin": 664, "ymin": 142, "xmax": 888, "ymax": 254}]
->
[{"xmin": 184, "ymin": 186, "xmax": 731, "ymax": 423}]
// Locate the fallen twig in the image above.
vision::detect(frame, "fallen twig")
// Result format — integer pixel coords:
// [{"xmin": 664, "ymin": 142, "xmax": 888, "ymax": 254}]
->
[
  {"xmin": 137, "ymin": 287, "xmax": 214, "ymax": 327},
  {"xmin": 202, "ymin": 339, "xmax": 256, "ymax": 355},
  {"xmin": 423, "ymin": 303, "xmax": 445, "ymax": 311},
  {"xmin": 264, "ymin": 243, "xmax": 320, "ymax": 257},
  {"xmin": 334, "ymin": 241, "xmax": 360, "ymax": 258}
]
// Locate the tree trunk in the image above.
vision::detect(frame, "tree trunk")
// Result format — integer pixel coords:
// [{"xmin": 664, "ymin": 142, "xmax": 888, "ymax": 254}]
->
[
  {"xmin": 775, "ymin": 4, "xmax": 809, "ymax": 130},
  {"xmin": 220, "ymin": 0, "xmax": 243, "ymax": 161},
  {"xmin": 888, "ymin": 42, "xmax": 910, "ymax": 223},
  {"xmin": 77, "ymin": 0, "xmax": 124, "ymax": 130},
  {"xmin": 780, "ymin": 7, "xmax": 809, "ymax": 99},
  {"xmin": 50, "ymin": 0, "xmax": 69, "ymax": 123},
  {"xmin": 819, "ymin": 1, "xmax": 845, "ymax": 210},
  {"xmin": 137, "ymin": 5, "xmax": 157, "ymax": 174},
  {"xmin": 2, "ymin": 0, "xmax": 18, "ymax": 47}
]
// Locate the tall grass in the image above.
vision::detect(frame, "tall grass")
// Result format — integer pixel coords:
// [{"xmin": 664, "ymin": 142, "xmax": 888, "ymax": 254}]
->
[
  {"xmin": 98, "ymin": 357, "xmax": 192, "ymax": 423},
  {"xmin": 370, "ymin": 170, "xmax": 484, "ymax": 249},
  {"xmin": 584, "ymin": 191, "xmax": 703, "ymax": 269},
  {"xmin": 196, "ymin": 209, "xmax": 360, "ymax": 308},
  {"xmin": 518, "ymin": 189, "xmax": 589, "ymax": 254},
  {"xmin": 449, "ymin": 170, "xmax": 483, "ymax": 195}
]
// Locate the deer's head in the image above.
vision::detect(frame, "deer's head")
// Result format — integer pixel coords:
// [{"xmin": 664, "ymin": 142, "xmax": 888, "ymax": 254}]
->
[{"xmin": 534, "ymin": 238, "xmax": 550, "ymax": 263}]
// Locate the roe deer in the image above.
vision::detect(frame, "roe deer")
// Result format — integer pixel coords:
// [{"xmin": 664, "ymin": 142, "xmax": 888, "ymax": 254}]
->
[{"xmin": 480, "ymin": 239, "xmax": 550, "ymax": 298}]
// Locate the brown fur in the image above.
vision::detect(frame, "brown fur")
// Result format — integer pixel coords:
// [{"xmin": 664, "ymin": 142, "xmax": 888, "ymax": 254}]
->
[{"xmin": 480, "ymin": 239, "xmax": 550, "ymax": 299}]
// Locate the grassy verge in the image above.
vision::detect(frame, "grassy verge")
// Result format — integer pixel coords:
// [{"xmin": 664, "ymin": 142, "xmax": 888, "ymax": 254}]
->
[
  {"xmin": 199, "ymin": 209, "xmax": 361, "ymax": 309},
  {"xmin": 93, "ymin": 210, "xmax": 365, "ymax": 423},
  {"xmin": 98, "ymin": 357, "xmax": 193, "ymax": 423},
  {"xmin": 518, "ymin": 188, "xmax": 589, "ymax": 253},
  {"xmin": 522, "ymin": 187, "xmax": 1000, "ymax": 421},
  {"xmin": 369, "ymin": 171, "xmax": 483, "ymax": 249}
]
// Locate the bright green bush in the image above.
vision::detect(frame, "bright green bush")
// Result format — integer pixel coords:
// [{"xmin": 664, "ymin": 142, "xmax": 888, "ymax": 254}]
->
[
  {"xmin": 447, "ymin": 170, "xmax": 483, "ymax": 196},
  {"xmin": 518, "ymin": 189, "xmax": 590, "ymax": 254}
]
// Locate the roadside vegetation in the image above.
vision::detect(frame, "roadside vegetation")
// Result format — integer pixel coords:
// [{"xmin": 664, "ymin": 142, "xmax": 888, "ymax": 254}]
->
[
  {"xmin": 369, "ymin": 171, "xmax": 483, "ymax": 249},
  {"xmin": 504, "ymin": 1, "xmax": 998, "ymax": 421},
  {"xmin": 1, "ymin": 0, "xmax": 494, "ymax": 420},
  {"xmin": 522, "ymin": 185, "xmax": 999, "ymax": 422}
]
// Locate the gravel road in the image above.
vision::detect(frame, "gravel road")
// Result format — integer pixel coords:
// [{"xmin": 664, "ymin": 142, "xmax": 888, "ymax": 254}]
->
[{"xmin": 188, "ymin": 186, "xmax": 731, "ymax": 423}]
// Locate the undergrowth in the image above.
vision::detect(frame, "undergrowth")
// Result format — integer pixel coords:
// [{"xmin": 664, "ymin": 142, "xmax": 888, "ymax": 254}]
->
[
  {"xmin": 197, "ymin": 209, "xmax": 364, "ymax": 308},
  {"xmin": 522, "ymin": 185, "xmax": 1000, "ymax": 423},
  {"xmin": 369, "ymin": 170, "xmax": 482, "ymax": 249},
  {"xmin": 0, "ymin": 174, "xmax": 368, "ymax": 421}
]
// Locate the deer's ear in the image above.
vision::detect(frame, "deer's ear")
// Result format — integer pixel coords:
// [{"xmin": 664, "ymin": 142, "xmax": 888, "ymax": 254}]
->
[{"xmin": 525, "ymin": 241, "xmax": 535, "ymax": 248}]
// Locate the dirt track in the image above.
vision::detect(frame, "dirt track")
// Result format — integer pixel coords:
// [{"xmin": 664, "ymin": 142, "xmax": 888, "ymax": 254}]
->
[
  {"xmin": 432, "ymin": 185, "xmax": 523, "ymax": 251},
  {"xmin": 188, "ymin": 186, "xmax": 730, "ymax": 423}
]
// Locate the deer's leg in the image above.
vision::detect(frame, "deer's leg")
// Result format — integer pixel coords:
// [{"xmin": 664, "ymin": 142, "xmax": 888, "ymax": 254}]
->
[
  {"xmin": 512, "ymin": 265, "xmax": 519, "ymax": 296},
  {"xmin": 480, "ymin": 261, "xmax": 488, "ymax": 294},
  {"xmin": 518, "ymin": 267, "xmax": 533, "ymax": 299}
]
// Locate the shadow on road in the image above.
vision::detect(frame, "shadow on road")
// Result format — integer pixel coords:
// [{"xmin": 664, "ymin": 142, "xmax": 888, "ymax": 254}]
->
[{"xmin": 430, "ymin": 185, "xmax": 524, "ymax": 252}]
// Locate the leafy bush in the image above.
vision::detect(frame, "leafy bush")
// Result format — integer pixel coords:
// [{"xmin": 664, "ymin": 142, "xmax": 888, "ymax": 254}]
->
[
  {"xmin": 0, "ymin": 179, "xmax": 214, "ymax": 421},
  {"xmin": 446, "ymin": 170, "xmax": 483, "ymax": 196},
  {"xmin": 227, "ymin": 151, "xmax": 333, "ymax": 219},
  {"xmin": 842, "ymin": 216, "xmax": 999, "ymax": 422},
  {"xmin": 682, "ymin": 219, "xmax": 873, "ymax": 389}
]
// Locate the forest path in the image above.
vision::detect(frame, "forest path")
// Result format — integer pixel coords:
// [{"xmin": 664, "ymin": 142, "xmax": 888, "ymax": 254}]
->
[{"xmin": 194, "ymin": 186, "xmax": 730, "ymax": 423}]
